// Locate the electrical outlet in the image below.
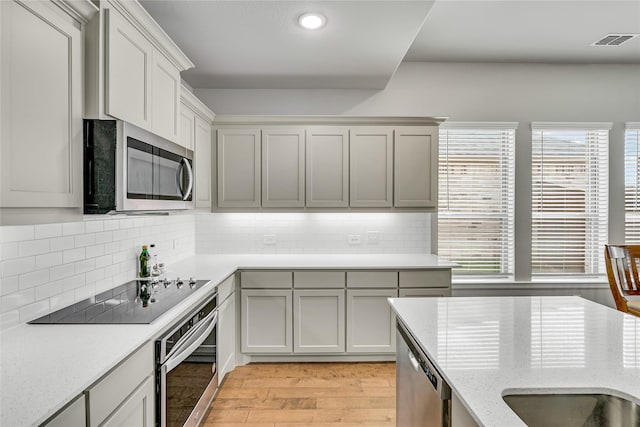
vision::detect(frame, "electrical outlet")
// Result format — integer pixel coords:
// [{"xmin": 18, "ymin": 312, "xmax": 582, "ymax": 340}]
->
[
  {"xmin": 348, "ymin": 234, "xmax": 361, "ymax": 245},
  {"xmin": 263, "ymin": 234, "xmax": 277, "ymax": 245},
  {"xmin": 173, "ymin": 239, "xmax": 182, "ymax": 249},
  {"xmin": 367, "ymin": 231, "xmax": 380, "ymax": 245}
]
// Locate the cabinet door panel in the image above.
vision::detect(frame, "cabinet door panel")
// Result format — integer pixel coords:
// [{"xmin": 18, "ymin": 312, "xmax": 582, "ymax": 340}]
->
[
  {"xmin": 100, "ymin": 375, "xmax": 154, "ymax": 427},
  {"xmin": 179, "ymin": 105, "xmax": 195, "ymax": 150},
  {"xmin": 1, "ymin": 0, "xmax": 82, "ymax": 207},
  {"xmin": 399, "ymin": 270, "xmax": 451, "ymax": 288},
  {"xmin": 306, "ymin": 127, "xmax": 349, "ymax": 207},
  {"xmin": 217, "ymin": 129, "xmax": 261, "ymax": 207},
  {"xmin": 262, "ymin": 128, "xmax": 305, "ymax": 207},
  {"xmin": 350, "ymin": 127, "xmax": 393, "ymax": 207},
  {"xmin": 241, "ymin": 289, "xmax": 292, "ymax": 353},
  {"xmin": 151, "ymin": 53, "xmax": 180, "ymax": 142},
  {"xmin": 394, "ymin": 126, "xmax": 438, "ymax": 207},
  {"xmin": 293, "ymin": 289, "xmax": 345, "ymax": 353},
  {"xmin": 218, "ymin": 292, "xmax": 236, "ymax": 383},
  {"xmin": 43, "ymin": 395, "xmax": 85, "ymax": 427},
  {"xmin": 194, "ymin": 116, "xmax": 212, "ymax": 208},
  {"xmin": 346, "ymin": 289, "xmax": 397, "ymax": 353},
  {"xmin": 105, "ymin": 8, "xmax": 152, "ymax": 129}
]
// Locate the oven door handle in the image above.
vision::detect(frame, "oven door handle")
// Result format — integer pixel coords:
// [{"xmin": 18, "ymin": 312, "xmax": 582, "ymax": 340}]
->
[{"xmin": 165, "ymin": 310, "xmax": 218, "ymax": 373}]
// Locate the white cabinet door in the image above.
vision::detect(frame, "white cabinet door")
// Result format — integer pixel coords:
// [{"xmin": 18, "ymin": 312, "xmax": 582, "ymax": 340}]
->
[
  {"xmin": 105, "ymin": 7, "xmax": 152, "ymax": 130},
  {"xmin": 293, "ymin": 289, "xmax": 345, "ymax": 353},
  {"xmin": 394, "ymin": 126, "xmax": 438, "ymax": 207},
  {"xmin": 262, "ymin": 128, "xmax": 305, "ymax": 207},
  {"xmin": 43, "ymin": 395, "xmax": 85, "ymax": 427},
  {"xmin": 241, "ymin": 289, "xmax": 292, "ymax": 353},
  {"xmin": 0, "ymin": 0, "xmax": 83, "ymax": 208},
  {"xmin": 151, "ymin": 52, "xmax": 180, "ymax": 143},
  {"xmin": 306, "ymin": 127, "xmax": 349, "ymax": 207},
  {"xmin": 101, "ymin": 375, "xmax": 154, "ymax": 427},
  {"xmin": 194, "ymin": 115, "xmax": 213, "ymax": 208},
  {"xmin": 179, "ymin": 104, "xmax": 195, "ymax": 151},
  {"xmin": 217, "ymin": 292, "xmax": 236, "ymax": 383},
  {"xmin": 350, "ymin": 127, "xmax": 393, "ymax": 207},
  {"xmin": 217, "ymin": 129, "xmax": 261, "ymax": 208},
  {"xmin": 346, "ymin": 289, "xmax": 397, "ymax": 353}
]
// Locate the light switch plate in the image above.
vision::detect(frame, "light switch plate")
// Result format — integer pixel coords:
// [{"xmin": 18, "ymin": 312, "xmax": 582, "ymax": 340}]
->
[
  {"xmin": 367, "ymin": 231, "xmax": 380, "ymax": 245},
  {"xmin": 348, "ymin": 234, "xmax": 361, "ymax": 245},
  {"xmin": 263, "ymin": 234, "xmax": 277, "ymax": 245}
]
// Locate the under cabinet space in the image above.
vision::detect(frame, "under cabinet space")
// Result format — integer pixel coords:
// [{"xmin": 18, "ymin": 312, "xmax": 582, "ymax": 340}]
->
[
  {"xmin": 240, "ymin": 271, "xmax": 292, "ymax": 289},
  {"xmin": 294, "ymin": 271, "xmax": 346, "ymax": 288},
  {"xmin": 399, "ymin": 269, "xmax": 451, "ymax": 288},
  {"xmin": 346, "ymin": 271, "xmax": 398, "ymax": 288}
]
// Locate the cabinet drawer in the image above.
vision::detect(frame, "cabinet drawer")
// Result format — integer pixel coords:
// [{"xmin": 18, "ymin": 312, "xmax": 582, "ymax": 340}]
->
[
  {"xmin": 399, "ymin": 270, "xmax": 451, "ymax": 288},
  {"xmin": 87, "ymin": 342, "xmax": 153, "ymax": 427},
  {"xmin": 218, "ymin": 275, "xmax": 235, "ymax": 302},
  {"xmin": 294, "ymin": 271, "xmax": 345, "ymax": 288},
  {"xmin": 346, "ymin": 271, "xmax": 398, "ymax": 288},
  {"xmin": 241, "ymin": 271, "xmax": 292, "ymax": 288},
  {"xmin": 399, "ymin": 288, "xmax": 450, "ymax": 297}
]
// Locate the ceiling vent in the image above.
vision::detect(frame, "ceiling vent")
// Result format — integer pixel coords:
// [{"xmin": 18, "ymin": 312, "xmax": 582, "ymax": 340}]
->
[{"xmin": 592, "ymin": 34, "xmax": 638, "ymax": 46}]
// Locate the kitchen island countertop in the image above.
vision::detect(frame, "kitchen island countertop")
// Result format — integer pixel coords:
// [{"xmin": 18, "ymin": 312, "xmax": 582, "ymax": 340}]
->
[
  {"xmin": 389, "ymin": 295, "xmax": 640, "ymax": 427},
  {"xmin": 1, "ymin": 253, "xmax": 454, "ymax": 427}
]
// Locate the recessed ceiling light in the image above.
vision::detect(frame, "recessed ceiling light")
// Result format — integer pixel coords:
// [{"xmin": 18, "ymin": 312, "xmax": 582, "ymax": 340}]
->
[{"xmin": 298, "ymin": 13, "xmax": 326, "ymax": 30}]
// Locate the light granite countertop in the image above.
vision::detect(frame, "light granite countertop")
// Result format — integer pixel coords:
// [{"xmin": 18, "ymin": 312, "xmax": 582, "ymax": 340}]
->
[
  {"xmin": 388, "ymin": 295, "xmax": 640, "ymax": 427},
  {"xmin": 1, "ymin": 253, "xmax": 454, "ymax": 426}
]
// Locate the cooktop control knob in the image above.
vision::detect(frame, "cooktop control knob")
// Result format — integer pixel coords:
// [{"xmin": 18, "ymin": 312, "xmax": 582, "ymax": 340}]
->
[
  {"xmin": 176, "ymin": 277, "xmax": 184, "ymax": 289},
  {"xmin": 189, "ymin": 277, "xmax": 196, "ymax": 285}
]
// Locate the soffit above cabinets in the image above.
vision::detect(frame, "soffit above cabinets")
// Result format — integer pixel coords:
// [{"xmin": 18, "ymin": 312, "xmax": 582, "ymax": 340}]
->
[{"xmin": 139, "ymin": 0, "xmax": 435, "ymax": 90}]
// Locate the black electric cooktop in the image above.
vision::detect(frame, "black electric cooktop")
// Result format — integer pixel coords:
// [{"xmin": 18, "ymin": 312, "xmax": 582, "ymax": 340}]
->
[{"xmin": 29, "ymin": 279, "xmax": 211, "ymax": 324}]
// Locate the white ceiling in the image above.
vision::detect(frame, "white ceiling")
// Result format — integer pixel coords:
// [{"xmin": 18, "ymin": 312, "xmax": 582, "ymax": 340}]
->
[{"xmin": 140, "ymin": 0, "xmax": 640, "ymax": 90}]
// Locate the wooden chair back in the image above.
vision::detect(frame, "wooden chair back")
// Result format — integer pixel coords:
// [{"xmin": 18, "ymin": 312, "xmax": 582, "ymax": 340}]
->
[{"xmin": 604, "ymin": 245, "xmax": 640, "ymax": 313}]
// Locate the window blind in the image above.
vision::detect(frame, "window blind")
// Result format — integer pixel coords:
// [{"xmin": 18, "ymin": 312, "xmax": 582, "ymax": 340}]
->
[
  {"xmin": 438, "ymin": 124, "xmax": 516, "ymax": 275},
  {"xmin": 531, "ymin": 123, "xmax": 610, "ymax": 275},
  {"xmin": 625, "ymin": 124, "xmax": 640, "ymax": 244}
]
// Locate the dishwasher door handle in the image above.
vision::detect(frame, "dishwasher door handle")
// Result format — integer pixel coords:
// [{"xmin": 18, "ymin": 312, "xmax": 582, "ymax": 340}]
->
[{"xmin": 408, "ymin": 350, "xmax": 421, "ymax": 372}]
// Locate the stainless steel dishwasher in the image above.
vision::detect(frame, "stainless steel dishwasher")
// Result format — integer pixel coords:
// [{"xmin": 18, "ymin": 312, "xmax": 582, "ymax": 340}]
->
[{"xmin": 397, "ymin": 321, "xmax": 451, "ymax": 427}]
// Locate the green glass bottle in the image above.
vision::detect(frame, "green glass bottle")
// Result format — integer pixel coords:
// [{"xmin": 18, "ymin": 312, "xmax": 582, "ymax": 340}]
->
[{"xmin": 139, "ymin": 245, "xmax": 150, "ymax": 278}]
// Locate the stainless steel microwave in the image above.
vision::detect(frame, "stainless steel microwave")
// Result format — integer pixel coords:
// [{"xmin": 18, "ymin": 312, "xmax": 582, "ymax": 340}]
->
[{"xmin": 84, "ymin": 120, "xmax": 194, "ymax": 214}]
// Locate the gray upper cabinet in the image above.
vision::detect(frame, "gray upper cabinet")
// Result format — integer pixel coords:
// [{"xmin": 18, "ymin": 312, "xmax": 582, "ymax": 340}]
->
[
  {"xmin": 306, "ymin": 127, "xmax": 349, "ymax": 207},
  {"xmin": 217, "ymin": 129, "xmax": 261, "ymax": 208},
  {"xmin": 0, "ymin": 0, "xmax": 90, "ymax": 210},
  {"xmin": 262, "ymin": 128, "xmax": 305, "ymax": 207},
  {"xmin": 349, "ymin": 127, "xmax": 393, "ymax": 207},
  {"xmin": 394, "ymin": 126, "xmax": 438, "ymax": 208}
]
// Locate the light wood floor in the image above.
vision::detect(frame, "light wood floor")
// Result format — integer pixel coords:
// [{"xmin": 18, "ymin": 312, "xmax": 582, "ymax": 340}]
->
[{"xmin": 202, "ymin": 362, "xmax": 396, "ymax": 427}]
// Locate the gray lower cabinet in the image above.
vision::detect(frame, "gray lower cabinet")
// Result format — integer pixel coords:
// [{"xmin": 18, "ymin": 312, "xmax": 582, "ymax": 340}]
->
[
  {"xmin": 394, "ymin": 126, "xmax": 439, "ymax": 207},
  {"xmin": 293, "ymin": 289, "xmax": 345, "ymax": 353},
  {"xmin": 217, "ymin": 276, "xmax": 236, "ymax": 383},
  {"xmin": 43, "ymin": 395, "xmax": 86, "ymax": 427},
  {"xmin": 241, "ymin": 289, "xmax": 293, "ymax": 353},
  {"xmin": 262, "ymin": 128, "xmax": 306, "ymax": 207},
  {"xmin": 346, "ymin": 289, "xmax": 398, "ymax": 353},
  {"xmin": 306, "ymin": 127, "xmax": 349, "ymax": 207},
  {"xmin": 217, "ymin": 128, "xmax": 261, "ymax": 208},
  {"xmin": 86, "ymin": 342, "xmax": 154, "ymax": 427}
]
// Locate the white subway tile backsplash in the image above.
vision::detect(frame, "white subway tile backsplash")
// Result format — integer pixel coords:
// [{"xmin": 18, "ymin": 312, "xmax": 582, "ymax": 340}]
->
[
  {"xmin": 19, "ymin": 240, "xmax": 50, "ymax": 257},
  {"xmin": 34, "ymin": 223, "xmax": 63, "ymax": 239},
  {"xmin": 2, "ymin": 289, "xmax": 35, "ymax": 312},
  {"xmin": 50, "ymin": 264, "xmax": 75, "ymax": 281},
  {"xmin": 50, "ymin": 236, "xmax": 75, "ymax": 252},
  {"xmin": 85, "ymin": 244, "xmax": 105, "ymax": 259},
  {"xmin": 84, "ymin": 220, "xmax": 104, "ymax": 233},
  {"xmin": 74, "ymin": 233, "xmax": 96, "ymax": 248},
  {"xmin": 95, "ymin": 231, "xmax": 113, "ymax": 244},
  {"xmin": 0, "ymin": 243, "xmax": 20, "ymax": 261},
  {"xmin": 62, "ymin": 274, "xmax": 85, "ymax": 291},
  {"xmin": 35, "ymin": 252, "xmax": 63, "ymax": 269},
  {"xmin": 63, "ymin": 248, "xmax": 85, "ymax": 264},
  {"xmin": 62, "ymin": 222, "xmax": 85, "ymax": 236},
  {"xmin": 35, "ymin": 280, "xmax": 63, "ymax": 300},
  {"xmin": 104, "ymin": 241, "xmax": 120, "ymax": 255},
  {"xmin": 0, "ymin": 225, "xmax": 35, "ymax": 243},
  {"xmin": 19, "ymin": 299, "xmax": 50, "ymax": 322},
  {"xmin": 85, "ymin": 268, "xmax": 105, "ymax": 284},
  {"xmin": 50, "ymin": 290, "xmax": 75, "ymax": 311},
  {"xmin": 19, "ymin": 269, "xmax": 49, "ymax": 290},
  {"xmin": 74, "ymin": 259, "xmax": 95, "ymax": 274},
  {"xmin": 1, "ymin": 311, "xmax": 19, "ymax": 329},
  {"xmin": 2, "ymin": 257, "xmax": 35, "ymax": 278},
  {"xmin": 0, "ymin": 276, "xmax": 19, "ymax": 296},
  {"xmin": 95, "ymin": 255, "xmax": 112, "ymax": 269},
  {"xmin": 103, "ymin": 220, "xmax": 120, "ymax": 231}
]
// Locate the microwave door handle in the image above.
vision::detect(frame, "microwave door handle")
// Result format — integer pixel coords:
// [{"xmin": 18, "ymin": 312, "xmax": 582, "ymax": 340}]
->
[
  {"xmin": 181, "ymin": 158, "xmax": 193, "ymax": 201},
  {"xmin": 176, "ymin": 161, "xmax": 186, "ymax": 199},
  {"xmin": 165, "ymin": 311, "xmax": 217, "ymax": 373}
]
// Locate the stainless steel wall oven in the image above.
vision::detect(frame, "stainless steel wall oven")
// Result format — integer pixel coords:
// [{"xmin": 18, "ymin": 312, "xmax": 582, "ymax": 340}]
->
[{"xmin": 155, "ymin": 292, "xmax": 218, "ymax": 427}]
